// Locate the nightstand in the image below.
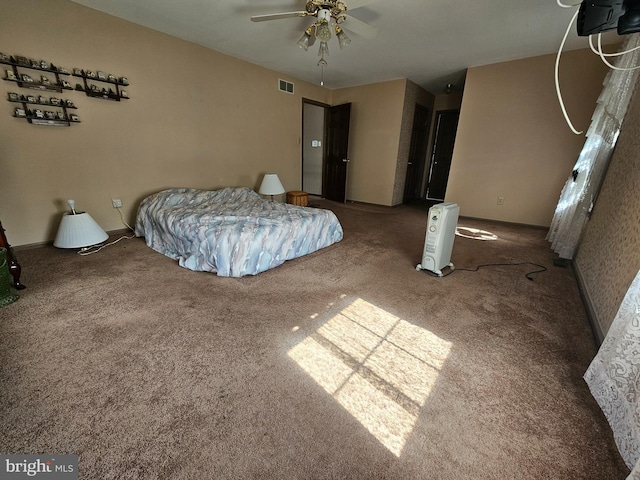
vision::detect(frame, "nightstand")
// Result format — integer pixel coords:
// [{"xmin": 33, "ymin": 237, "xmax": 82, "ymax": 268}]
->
[{"xmin": 286, "ymin": 191, "xmax": 309, "ymax": 207}]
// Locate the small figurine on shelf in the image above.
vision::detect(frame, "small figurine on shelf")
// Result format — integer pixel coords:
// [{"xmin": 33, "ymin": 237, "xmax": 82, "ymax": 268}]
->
[
  {"xmin": 0, "ymin": 52, "xmax": 8, "ymax": 62},
  {"xmin": 40, "ymin": 60, "xmax": 49, "ymax": 69},
  {"xmin": 7, "ymin": 92, "xmax": 19, "ymax": 101},
  {"xmin": 97, "ymin": 71, "xmax": 106, "ymax": 80},
  {"xmin": 38, "ymin": 95, "xmax": 47, "ymax": 103},
  {"xmin": 21, "ymin": 74, "xmax": 33, "ymax": 83},
  {"xmin": 61, "ymin": 80, "xmax": 72, "ymax": 89},
  {"xmin": 34, "ymin": 109, "xmax": 44, "ymax": 119},
  {"xmin": 119, "ymin": 77, "xmax": 129, "ymax": 85},
  {"xmin": 74, "ymin": 83, "xmax": 84, "ymax": 91},
  {"xmin": 73, "ymin": 68, "xmax": 82, "ymax": 76},
  {"xmin": 40, "ymin": 76, "xmax": 50, "ymax": 85},
  {"xmin": 107, "ymin": 73, "xmax": 116, "ymax": 82},
  {"xmin": 64, "ymin": 99, "xmax": 74, "ymax": 107},
  {"xmin": 120, "ymin": 90, "xmax": 129, "ymax": 98},
  {"xmin": 56, "ymin": 111, "xmax": 65, "ymax": 120},
  {"xmin": 44, "ymin": 111, "xmax": 55, "ymax": 119},
  {"xmin": 14, "ymin": 108, "xmax": 26, "ymax": 117},
  {"xmin": 57, "ymin": 66, "xmax": 69, "ymax": 74},
  {"xmin": 69, "ymin": 114, "xmax": 79, "ymax": 122},
  {"xmin": 50, "ymin": 97, "xmax": 60, "ymax": 106},
  {"xmin": 5, "ymin": 70, "xmax": 16, "ymax": 80}
]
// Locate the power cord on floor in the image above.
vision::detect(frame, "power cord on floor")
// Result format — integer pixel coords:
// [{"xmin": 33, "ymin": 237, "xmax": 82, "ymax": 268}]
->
[
  {"xmin": 78, "ymin": 206, "xmax": 136, "ymax": 256},
  {"xmin": 78, "ymin": 234, "xmax": 134, "ymax": 255},
  {"xmin": 424, "ymin": 262, "xmax": 548, "ymax": 281}
]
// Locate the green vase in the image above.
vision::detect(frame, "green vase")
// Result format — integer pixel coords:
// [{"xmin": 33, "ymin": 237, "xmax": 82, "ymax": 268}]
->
[{"xmin": 0, "ymin": 247, "xmax": 19, "ymax": 307}]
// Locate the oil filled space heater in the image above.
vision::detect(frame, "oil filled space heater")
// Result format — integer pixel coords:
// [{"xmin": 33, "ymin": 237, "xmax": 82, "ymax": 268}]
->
[{"xmin": 416, "ymin": 202, "xmax": 459, "ymax": 277}]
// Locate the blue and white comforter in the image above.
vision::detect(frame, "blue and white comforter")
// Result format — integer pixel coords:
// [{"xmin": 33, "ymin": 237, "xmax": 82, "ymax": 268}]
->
[{"xmin": 135, "ymin": 187, "xmax": 343, "ymax": 277}]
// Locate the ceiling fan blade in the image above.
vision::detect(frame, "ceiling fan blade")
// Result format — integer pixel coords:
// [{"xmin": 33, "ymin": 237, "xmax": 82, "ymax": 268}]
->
[
  {"xmin": 342, "ymin": 15, "xmax": 379, "ymax": 39},
  {"xmin": 250, "ymin": 11, "xmax": 309, "ymax": 22},
  {"xmin": 345, "ymin": 0, "xmax": 378, "ymax": 10}
]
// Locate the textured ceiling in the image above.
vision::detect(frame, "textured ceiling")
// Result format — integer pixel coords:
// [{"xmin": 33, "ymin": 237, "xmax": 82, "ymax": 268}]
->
[{"xmin": 68, "ymin": 0, "xmax": 620, "ymax": 94}]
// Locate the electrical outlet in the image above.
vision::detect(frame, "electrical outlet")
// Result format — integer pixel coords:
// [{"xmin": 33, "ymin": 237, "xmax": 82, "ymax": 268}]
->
[
  {"xmin": 497, "ymin": 196, "xmax": 505, "ymax": 205},
  {"xmin": 111, "ymin": 198, "xmax": 123, "ymax": 208}
]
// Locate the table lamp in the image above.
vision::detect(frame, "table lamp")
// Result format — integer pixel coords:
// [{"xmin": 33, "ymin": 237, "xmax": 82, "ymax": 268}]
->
[
  {"xmin": 53, "ymin": 199, "xmax": 109, "ymax": 248},
  {"xmin": 258, "ymin": 173, "xmax": 285, "ymax": 201}
]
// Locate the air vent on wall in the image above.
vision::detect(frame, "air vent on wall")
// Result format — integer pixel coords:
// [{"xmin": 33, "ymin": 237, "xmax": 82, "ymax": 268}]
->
[{"xmin": 278, "ymin": 79, "xmax": 294, "ymax": 94}]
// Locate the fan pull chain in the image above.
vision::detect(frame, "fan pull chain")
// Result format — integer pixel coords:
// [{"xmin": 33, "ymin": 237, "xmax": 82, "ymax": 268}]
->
[{"xmin": 318, "ymin": 56, "xmax": 327, "ymax": 85}]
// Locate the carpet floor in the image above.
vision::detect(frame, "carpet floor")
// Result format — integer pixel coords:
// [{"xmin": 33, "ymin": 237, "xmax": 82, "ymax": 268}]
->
[{"xmin": 0, "ymin": 199, "xmax": 629, "ymax": 479}]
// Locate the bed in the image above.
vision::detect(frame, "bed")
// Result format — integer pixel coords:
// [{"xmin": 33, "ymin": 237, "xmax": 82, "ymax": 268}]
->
[{"xmin": 135, "ymin": 187, "xmax": 343, "ymax": 277}]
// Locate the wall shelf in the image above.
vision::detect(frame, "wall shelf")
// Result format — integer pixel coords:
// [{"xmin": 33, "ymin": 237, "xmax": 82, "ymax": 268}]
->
[
  {"xmin": 72, "ymin": 69, "xmax": 130, "ymax": 101},
  {"xmin": 2, "ymin": 53, "xmax": 79, "ymax": 126},
  {"xmin": 8, "ymin": 92, "xmax": 79, "ymax": 126},
  {"xmin": 2, "ymin": 52, "xmax": 131, "ymax": 126}
]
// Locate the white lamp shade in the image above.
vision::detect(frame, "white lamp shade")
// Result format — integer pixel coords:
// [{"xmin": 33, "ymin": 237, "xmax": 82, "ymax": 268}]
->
[
  {"xmin": 258, "ymin": 173, "xmax": 285, "ymax": 196},
  {"xmin": 53, "ymin": 212, "xmax": 109, "ymax": 248}
]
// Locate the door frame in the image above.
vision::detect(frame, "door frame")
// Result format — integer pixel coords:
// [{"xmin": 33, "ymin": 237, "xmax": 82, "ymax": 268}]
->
[
  {"xmin": 403, "ymin": 103, "xmax": 431, "ymax": 203},
  {"xmin": 302, "ymin": 98, "xmax": 330, "ymax": 196}
]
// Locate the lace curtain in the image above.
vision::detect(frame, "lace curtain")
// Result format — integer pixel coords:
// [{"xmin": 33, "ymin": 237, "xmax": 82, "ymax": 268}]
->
[
  {"xmin": 584, "ymin": 269, "xmax": 640, "ymax": 478},
  {"xmin": 548, "ymin": 34, "xmax": 640, "ymax": 259}
]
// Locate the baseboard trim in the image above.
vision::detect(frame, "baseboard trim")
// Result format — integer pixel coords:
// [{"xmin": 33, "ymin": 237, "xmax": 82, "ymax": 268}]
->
[
  {"xmin": 572, "ymin": 261, "xmax": 605, "ymax": 346},
  {"xmin": 457, "ymin": 215, "xmax": 549, "ymax": 231},
  {"xmin": 13, "ymin": 228, "xmax": 134, "ymax": 252}
]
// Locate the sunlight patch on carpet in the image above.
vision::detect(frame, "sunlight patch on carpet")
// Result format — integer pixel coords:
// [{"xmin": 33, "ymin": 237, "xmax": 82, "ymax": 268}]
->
[
  {"xmin": 288, "ymin": 298, "xmax": 452, "ymax": 456},
  {"xmin": 456, "ymin": 226, "xmax": 498, "ymax": 241}
]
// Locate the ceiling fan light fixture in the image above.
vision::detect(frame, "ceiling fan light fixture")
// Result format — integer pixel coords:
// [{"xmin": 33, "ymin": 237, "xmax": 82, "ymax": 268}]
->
[
  {"xmin": 336, "ymin": 26, "xmax": 351, "ymax": 49},
  {"xmin": 315, "ymin": 19, "xmax": 332, "ymax": 41},
  {"xmin": 318, "ymin": 41, "xmax": 330, "ymax": 57},
  {"xmin": 297, "ymin": 27, "xmax": 315, "ymax": 51}
]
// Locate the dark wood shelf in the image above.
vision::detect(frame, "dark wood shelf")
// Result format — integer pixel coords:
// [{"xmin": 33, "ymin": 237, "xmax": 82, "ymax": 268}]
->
[
  {"xmin": 3, "ymin": 53, "xmax": 130, "ymax": 125},
  {"xmin": 8, "ymin": 97, "xmax": 77, "ymax": 108},
  {"xmin": 72, "ymin": 69, "xmax": 130, "ymax": 101},
  {"xmin": 0, "ymin": 58, "xmax": 70, "ymax": 76},
  {"xmin": 27, "ymin": 117, "xmax": 71, "ymax": 126}
]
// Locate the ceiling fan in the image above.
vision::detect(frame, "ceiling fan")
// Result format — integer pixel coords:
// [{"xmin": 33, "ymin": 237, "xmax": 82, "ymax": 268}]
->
[{"xmin": 250, "ymin": 1, "xmax": 379, "ymax": 58}]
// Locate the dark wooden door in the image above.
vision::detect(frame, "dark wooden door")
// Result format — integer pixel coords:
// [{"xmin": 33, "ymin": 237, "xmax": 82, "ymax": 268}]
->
[
  {"xmin": 324, "ymin": 103, "xmax": 351, "ymax": 203},
  {"xmin": 426, "ymin": 109, "xmax": 459, "ymax": 201},
  {"xmin": 403, "ymin": 104, "xmax": 431, "ymax": 203}
]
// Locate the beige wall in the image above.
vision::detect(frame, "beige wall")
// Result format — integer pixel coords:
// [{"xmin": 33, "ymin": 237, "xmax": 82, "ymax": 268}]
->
[
  {"xmin": 574, "ymin": 81, "xmax": 640, "ymax": 337},
  {"xmin": 0, "ymin": 0, "xmax": 329, "ymax": 245},
  {"xmin": 330, "ymin": 79, "xmax": 407, "ymax": 206},
  {"xmin": 445, "ymin": 49, "xmax": 610, "ymax": 226}
]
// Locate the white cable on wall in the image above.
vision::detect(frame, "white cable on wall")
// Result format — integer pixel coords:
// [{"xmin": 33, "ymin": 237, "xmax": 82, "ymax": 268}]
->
[
  {"xmin": 556, "ymin": 0, "xmax": 581, "ymax": 8},
  {"xmin": 555, "ymin": 7, "xmax": 584, "ymax": 135}
]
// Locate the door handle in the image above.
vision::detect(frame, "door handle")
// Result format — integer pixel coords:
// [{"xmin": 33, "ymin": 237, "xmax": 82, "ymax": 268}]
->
[
  {"xmin": 343, "ymin": 158, "xmax": 349, "ymax": 162},
  {"xmin": 408, "ymin": 162, "xmax": 413, "ymax": 165}
]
